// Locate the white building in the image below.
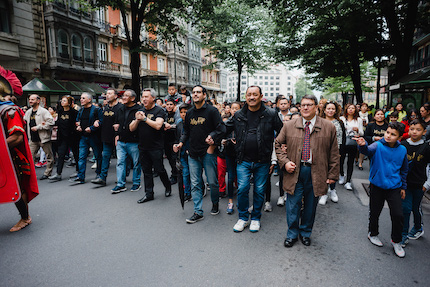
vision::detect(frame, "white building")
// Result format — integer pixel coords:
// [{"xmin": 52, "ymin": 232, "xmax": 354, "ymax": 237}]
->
[{"xmin": 225, "ymin": 65, "xmax": 298, "ymax": 103}]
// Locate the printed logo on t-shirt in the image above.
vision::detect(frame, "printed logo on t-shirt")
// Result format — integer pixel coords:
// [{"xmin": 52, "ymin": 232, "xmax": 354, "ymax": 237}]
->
[
  {"xmin": 104, "ymin": 111, "xmax": 115, "ymax": 117},
  {"xmin": 190, "ymin": 117, "xmax": 206, "ymax": 125},
  {"xmin": 408, "ymin": 152, "xmax": 424, "ymax": 162},
  {"xmin": 61, "ymin": 114, "xmax": 69, "ymax": 120},
  {"xmin": 147, "ymin": 114, "xmax": 154, "ymax": 120}
]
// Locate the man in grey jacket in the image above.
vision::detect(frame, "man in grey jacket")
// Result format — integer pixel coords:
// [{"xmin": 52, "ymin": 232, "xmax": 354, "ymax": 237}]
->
[{"xmin": 24, "ymin": 94, "xmax": 55, "ymax": 180}]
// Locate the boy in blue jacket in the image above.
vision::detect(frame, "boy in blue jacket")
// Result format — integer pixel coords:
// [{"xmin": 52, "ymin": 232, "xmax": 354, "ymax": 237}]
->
[{"xmin": 356, "ymin": 121, "xmax": 408, "ymax": 258}]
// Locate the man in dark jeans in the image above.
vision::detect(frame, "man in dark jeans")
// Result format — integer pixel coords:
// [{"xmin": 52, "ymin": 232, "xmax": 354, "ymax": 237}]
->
[
  {"xmin": 130, "ymin": 88, "xmax": 171, "ymax": 203},
  {"xmin": 69, "ymin": 92, "xmax": 103, "ymax": 184},
  {"xmin": 173, "ymin": 85, "xmax": 226, "ymax": 224},
  {"xmin": 92, "ymin": 88, "xmax": 122, "ymax": 186},
  {"xmin": 225, "ymin": 86, "xmax": 283, "ymax": 233}
]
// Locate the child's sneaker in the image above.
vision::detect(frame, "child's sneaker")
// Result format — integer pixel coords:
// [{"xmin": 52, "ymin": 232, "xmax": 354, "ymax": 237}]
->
[
  {"xmin": 368, "ymin": 232, "xmax": 383, "ymax": 247},
  {"xmin": 391, "ymin": 240, "xmax": 405, "ymax": 258},
  {"xmin": 226, "ymin": 202, "xmax": 234, "ymax": 214},
  {"xmin": 408, "ymin": 227, "xmax": 424, "ymax": 240}
]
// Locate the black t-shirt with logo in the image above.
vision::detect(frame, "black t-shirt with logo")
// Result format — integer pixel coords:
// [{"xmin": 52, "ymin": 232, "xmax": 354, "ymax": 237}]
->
[
  {"xmin": 101, "ymin": 103, "xmax": 123, "ymax": 144},
  {"xmin": 137, "ymin": 105, "xmax": 167, "ymax": 150},
  {"xmin": 57, "ymin": 109, "xmax": 76, "ymax": 139},
  {"xmin": 29, "ymin": 110, "xmax": 40, "ymax": 142},
  {"xmin": 164, "ymin": 111, "xmax": 177, "ymax": 143}
]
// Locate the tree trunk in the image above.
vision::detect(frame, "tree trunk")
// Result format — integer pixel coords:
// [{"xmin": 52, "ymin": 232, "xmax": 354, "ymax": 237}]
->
[
  {"xmin": 130, "ymin": 47, "xmax": 141, "ymax": 96},
  {"xmin": 376, "ymin": 57, "xmax": 381, "ymax": 109},
  {"xmin": 236, "ymin": 57, "xmax": 243, "ymax": 102},
  {"xmin": 348, "ymin": 37, "xmax": 363, "ymax": 104}
]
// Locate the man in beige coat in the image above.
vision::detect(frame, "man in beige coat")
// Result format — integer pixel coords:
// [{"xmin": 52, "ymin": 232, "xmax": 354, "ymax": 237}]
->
[
  {"xmin": 275, "ymin": 95, "xmax": 339, "ymax": 248},
  {"xmin": 24, "ymin": 94, "xmax": 55, "ymax": 180}
]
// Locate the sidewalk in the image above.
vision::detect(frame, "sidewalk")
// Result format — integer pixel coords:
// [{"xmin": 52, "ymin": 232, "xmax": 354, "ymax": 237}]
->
[{"xmin": 350, "ymin": 159, "xmax": 430, "ymax": 215}]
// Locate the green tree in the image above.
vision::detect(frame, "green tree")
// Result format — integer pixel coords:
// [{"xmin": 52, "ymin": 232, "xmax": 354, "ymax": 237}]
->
[
  {"xmin": 93, "ymin": 0, "xmax": 217, "ymax": 95},
  {"xmin": 269, "ymin": 0, "xmax": 385, "ymax": 104},
  {"xmin": 294, "ymin": 77, "xmax": 313, "ymax": 103},
  {"xmin": 198, "ymin": 0, "xmax": 275, "ymax": 101}
]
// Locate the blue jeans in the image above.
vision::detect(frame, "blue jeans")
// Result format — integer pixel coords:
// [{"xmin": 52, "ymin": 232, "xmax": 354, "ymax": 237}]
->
[
  {"xmin": 225, "ymin": 156, "xmax": 237, "ymax": 199},
  {"xmin": 236, "ymin": 161, "xmax": 269, "ymax": 221},
  {"xmin": 286, "ymin": 165, "xmax": 318, "ymax": 239},
  {"xmin": 402, "ymin": 187, "xmax": 425, "ymax": 237},
  {"xmin": 116, "ymin": 141, "xmax": 141, "ymax": 187},
  {"xmin": 99, "ymin": 142, "xmax": 114, "ymax": 181},
  {"xmin": 180, "ymin": 155, "xmax": 191, "ymax": 196},
  {"xmin": 188, "ymin": 153, "xmax": 219, "ymax": 216},
  {"xmin": 77, "ymin": 136, "xmax": 102, "ymax": 180}
]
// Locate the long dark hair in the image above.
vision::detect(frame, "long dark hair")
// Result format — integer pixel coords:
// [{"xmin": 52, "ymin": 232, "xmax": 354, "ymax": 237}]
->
[
  {"xmin": 343, "ymin": 103, "xmax": 359, "ymax": 120},
  {"xmin": 322, "ymin": 101, "xmax": 341, "ymax": 121}
]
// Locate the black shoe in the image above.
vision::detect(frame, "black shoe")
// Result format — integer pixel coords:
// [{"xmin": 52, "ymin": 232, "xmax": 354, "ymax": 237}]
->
[
  {"xmin": 299, "ymin": 235, "xmax": 311, "ymax": 246},
  {"xmin": 186, "ymin": 213, "xmax": 204, "ymax": 224},
  {"xmin": 165, "ymin": 189, "xmax": 172, "ymax": 197},
  {"xmin": 153, "ymin": 172, "xmax": 159, "ymax": 178},
  {"xmin": 184, "ymin": 194, "xmax": 192, "ymax": 202},
  {"xmin": 137, "ymin": 195, "xmax": 154, "ymax": 204},
  {"xmin": 358, "ymin": 166, "xmax": 364, "ymax": 170},
  {"xmin": 91, "ymin": 178, "xmax": 107, "ymax": 186},
  {"xmin": 39, "ymin": 175, "xmax": 49, "ymax": 180},
  {"xmin": 284, "ymin": 238, "xmax": 298, "ymax": 248},
  {"xmin": 211, "ymin": 203, "xmax": 220, "ymax": 215},
  {"xmin": 219, "ymin": 192, "xmax": 227, "ymax": 198},
  {"xmin": 170, "ymin": 177, "xmax": 177, "ymax": 185},
  {"xmin": 69, "ymin": 177, "xmax": 85, "ymax": 184}
]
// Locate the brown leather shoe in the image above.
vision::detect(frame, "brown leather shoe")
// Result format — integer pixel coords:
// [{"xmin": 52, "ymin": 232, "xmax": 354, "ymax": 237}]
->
[{"xmin": 10, "ymin": 217, "xmax": 32, "ymax": 232}]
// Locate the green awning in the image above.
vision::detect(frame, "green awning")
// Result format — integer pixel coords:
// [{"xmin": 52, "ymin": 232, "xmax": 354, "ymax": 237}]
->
[{"xmin": 23, "ymin": 78, "xmax": 106, "ymax": 96}]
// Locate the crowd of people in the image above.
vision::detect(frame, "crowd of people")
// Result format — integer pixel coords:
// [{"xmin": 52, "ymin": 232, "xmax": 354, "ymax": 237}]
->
[{"xmin": 2, "ymin": 75, "xmax": 430, "ymax": 259}]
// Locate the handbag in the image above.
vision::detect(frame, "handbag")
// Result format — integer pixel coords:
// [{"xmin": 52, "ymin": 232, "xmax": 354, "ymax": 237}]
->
[{"xmin": 345, "ymin": 136, "xmax": 357, "ymax": 147}]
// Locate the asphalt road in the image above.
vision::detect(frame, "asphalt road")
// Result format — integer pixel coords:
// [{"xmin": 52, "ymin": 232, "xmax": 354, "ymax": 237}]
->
[{"xmin": 0, "ymin": 159, "xmax": 429, "ymax": 287}]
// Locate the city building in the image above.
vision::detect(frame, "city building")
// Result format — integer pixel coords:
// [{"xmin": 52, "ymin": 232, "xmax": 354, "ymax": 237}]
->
[{"xmin": 225, "ymin": 65, "xmax": 297, "ymax": 103}]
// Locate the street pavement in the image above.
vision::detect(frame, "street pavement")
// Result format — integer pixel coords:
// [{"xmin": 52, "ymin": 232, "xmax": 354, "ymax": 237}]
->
[{"xmin": 0, "ymin": 158, "xmax": 429, "ymax": 287}]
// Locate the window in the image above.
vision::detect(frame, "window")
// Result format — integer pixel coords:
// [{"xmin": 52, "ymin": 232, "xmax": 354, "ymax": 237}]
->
[
  {"xmin": 276, "ymin": 82, "xmax": 279, "ymax": 85},
  {"xmin": 265, "ymin": 76, "xmax": 268, "ymax": 80},
  {"xmin": 242, "ymin": 75, "xmax": 246, "ymax": 79},
  {"xmin": 98, "ymin": 42, "xmax": 107, "ymax": 62},
  {"xmin": 141, "ymin": 54, "xmax": 148, "ymax": 69},
  {"xmin": 84, "ymin": 37, "xmax": 93, "ymax": 62},
  {"xmin": 158, "ymin": 57, "xmax": 166, "ymax": 72},
  {"xmin": 259, "ymin": 76, "xmax": 263, "ymax": 79},
  {"xmin": 287, "ymin": 87, "xmax": 291, "ymax": 91},
  {"xmin": 270, "ymin": 87, "xmax": 274, "ymax": 91},
  {"xmin": 270, "ymin": 76, "xmax": 274, "ymax": 80},
  {"xmin": 58, "ymin": 30, "xmax": 69, "ymax": 58},
  {"xmin": 122, "ymin": 48, "xmax": 129, "ymax": 66},
  {"xmin": 259, "ymin": 82, "xmax": 263, "ymax": 85},
  {"xmin": 0, "ymin": 0, "xmax": 11, "ymax": 33},
  {"xmin": 288, "ymin": 82, "xmax": 291, "ymax": 85},
  {"xmin": 288, "ymin": 76, "xmax": 291, "ymax": 80},
  {"xmin": 276, "ymin": 87, "xmax": 279, "ymax": 91},
  {"xmin": 270, "ymin": 82, "xmax": 274, "ymax": 85},
  {"xmin": 264, "ymin": 82, "xmax": 268, "ymax": 85},
  {"xmin": 71, "ymin": 34, "xmax": 82, "ymax": 60},
  {"xmin": 96, "ymin": 8, "xmax": 105, "ymax": 22},
  {"xmin": 276, "ymin": 76, "xmax": 280, "ymax": 80}
]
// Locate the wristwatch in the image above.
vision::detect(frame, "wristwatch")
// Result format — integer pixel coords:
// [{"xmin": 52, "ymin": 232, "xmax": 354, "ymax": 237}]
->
[{"xmin": 143, "ymin": 117, "xmax": 147, "ymax": 122}]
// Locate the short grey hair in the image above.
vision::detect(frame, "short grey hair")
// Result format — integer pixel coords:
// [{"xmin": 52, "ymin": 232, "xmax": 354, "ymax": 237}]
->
[
  {"xmin": 124, "ymin": 89, "xmax": 136, "ymax": 99},
  {"xmin": 81, "ymin": 92, "xmax": 93, "ymax": 101},
  {"xmin": 301, "ymin": 94, "xmax": 318, "ymax": 105},
  {"xmin": 142, "ymin": 88, "xmax": 156, "ymax": 98}
]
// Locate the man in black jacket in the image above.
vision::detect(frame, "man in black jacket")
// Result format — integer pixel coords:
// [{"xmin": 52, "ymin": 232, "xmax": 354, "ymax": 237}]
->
[
  {"xmin": 110, "ymin": 89, "xmax": 142, "ymax": 194},
  {"xmin": 225, "ymin": 86, "xmax": 283, "ymax": 233},
  {"xmin": 174, "ymin": 85, "xmax": 226, "ymax": 223}
]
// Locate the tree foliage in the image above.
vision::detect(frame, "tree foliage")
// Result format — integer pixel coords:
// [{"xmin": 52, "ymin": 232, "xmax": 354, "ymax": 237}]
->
[{"xmin": 198, "ymin": 0, "xmax": 276, "ymax": 101}]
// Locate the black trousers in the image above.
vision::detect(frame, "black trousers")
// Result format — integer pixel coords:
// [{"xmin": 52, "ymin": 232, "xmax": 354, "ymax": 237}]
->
[
  {"xmin": 139, "ymin": 149, "xmax": 171, "ymax": 197},
  {"xmin": 57, "ymin": 137, "xmax": 79, "ymax": 175},
  {"xmin": 369, "ymin": 184, "xmax": 404, "ymax": 243},
  {"xmin": 340, "ymin": 144, "xmax": 356, "ymax": 182},
  {"xmin": 164, "ymin": 141, "xmax": 178, "ymax": 178}
]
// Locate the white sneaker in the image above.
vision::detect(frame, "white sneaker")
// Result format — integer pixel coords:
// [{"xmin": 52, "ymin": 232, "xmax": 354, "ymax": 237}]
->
[
  {"xmin": 249, "ymin": 220, "xmax": 260, "ymax": 232},
  {"xmin": 345, "ymin": 182, "xmax": 353, "ymax": 190},
  {"xmin": 233, "ymin": 219, "xmax": 249, "ymax": 232},
  {"xmin": 329, "ymin": 189, "xmax": 339, "ymax": 203},
  {"xmin": 318, "ymin": 195, "xmax": 328, "ymax": 205},
  {"xmin": 391, "ymin": 240, "xmax": 405, "ymax": 258},
  {"xmin": 264, "ymin": 202, "xmax": 272, "ymax": 212},
  {"xmin": 91, "ymin": 162, "xmax": 97, "ymax": 169},
  {"xmin": 275, "ymin": 181, "xmax": 279, "ymax": 187},
  {"xmin": 368, "ymin": 233, "xmax": 383, "ymax": 247},
  {"xmin": 277, "ymin": 196, "xmax": 285, "ymax": 207},
  {"xmin": 339, "ymin": 175, "xmax": 345, "ymax": 185}
]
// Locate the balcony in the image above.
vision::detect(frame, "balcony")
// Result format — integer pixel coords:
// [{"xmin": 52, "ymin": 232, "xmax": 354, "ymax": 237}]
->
[{"xmin": 410, "ymin": 56, "xmax": 430, "ymax": 72}]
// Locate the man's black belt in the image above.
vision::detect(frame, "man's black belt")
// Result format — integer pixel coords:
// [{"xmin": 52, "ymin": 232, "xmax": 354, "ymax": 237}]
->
[{"xmin": 301, "ymin": 162, "xmax": 312, "ymax": 167}]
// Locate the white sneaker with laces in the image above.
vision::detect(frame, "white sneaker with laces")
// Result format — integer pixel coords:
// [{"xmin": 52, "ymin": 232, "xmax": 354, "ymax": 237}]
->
[
  {"xmin": 345, "ymin": 182, "xmax": 353, "ymax": 190},
  {"xmin": 277, "ymin": 196, "xmax": 285, "ymax": 207},
  {"xmin": 249, "ymin": 220, "xmax": 260, "ymax": 232},
  {"xmin": 368, "ymin": 233, "xmax": 383, "ymax": 247},
  {"xmin": 264, "ymin": 202, "xmax": 272, "ymax": 212},
  {"xmin": 233, "ymin": 219, "xmax": 249, "ymax": 232},
  {"xmin": 339, "ymin": 175, "xmax": 345, "ymax": 185},
  {"xmin": 330, "ymin": 189, "xmax": 339, "ymax": 202},
  {"xmin": 318, "ymin": 195, "xmax": 328, "ymax": 205},
  {"xmin": 391, "ymin": 240, "xmax": 405, "ymax": 258}
]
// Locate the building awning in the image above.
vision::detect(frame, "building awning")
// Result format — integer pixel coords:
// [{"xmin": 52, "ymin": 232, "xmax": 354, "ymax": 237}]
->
[
  {"xmin": 22, "ymin": 78, "xmax": 106, "ymax": 96},
  {"xmin": 389, "ymin": 68, "xmax": 430, "ymax": 90}
]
